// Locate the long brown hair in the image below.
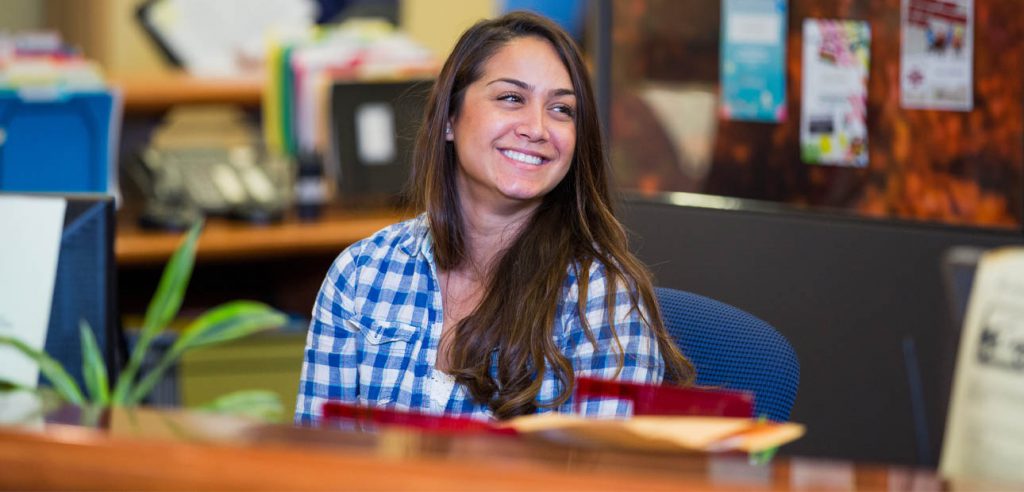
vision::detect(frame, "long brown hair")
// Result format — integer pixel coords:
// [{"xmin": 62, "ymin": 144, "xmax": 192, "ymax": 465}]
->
[{"xmin": 410, "ymin": 11, "xmax": 694, "ymax": 419}]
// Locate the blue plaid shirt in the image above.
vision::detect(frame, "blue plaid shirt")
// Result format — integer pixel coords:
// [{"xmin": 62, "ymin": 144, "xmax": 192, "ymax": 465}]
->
[{"xmin": 295, "ymin": 215, "xmax": 664, "ymax": 424}]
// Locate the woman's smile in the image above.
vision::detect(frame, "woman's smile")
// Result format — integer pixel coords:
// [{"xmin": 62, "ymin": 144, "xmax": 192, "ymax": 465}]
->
[{"xmin": 499, "ymin": 148, "xmax": 547, "ymax": 166}]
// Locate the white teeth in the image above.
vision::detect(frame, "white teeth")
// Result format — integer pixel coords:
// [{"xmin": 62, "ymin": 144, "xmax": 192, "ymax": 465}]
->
[{"xmin": 502, "ymin": 149, "xmax": 543, "ymax": 165}]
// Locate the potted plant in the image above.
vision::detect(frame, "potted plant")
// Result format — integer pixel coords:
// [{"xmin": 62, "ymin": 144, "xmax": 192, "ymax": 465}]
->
[{"xmin": 0, "ymin": 221, "xmax": 288, "ymax": 425}]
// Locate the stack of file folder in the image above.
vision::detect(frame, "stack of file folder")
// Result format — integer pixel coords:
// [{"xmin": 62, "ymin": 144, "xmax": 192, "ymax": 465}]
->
[{"xmin": 0, "ymin": 32, "xmax": 120, "ymax": 198}]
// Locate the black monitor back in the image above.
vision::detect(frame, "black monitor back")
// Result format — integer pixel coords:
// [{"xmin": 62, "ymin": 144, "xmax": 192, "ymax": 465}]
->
[
  {"xmin": 328, "ymin": 80, "xmax": 431, "ymax": 207},
  {"xmin": 43, "ymin": 195, "xmax": 119, "ymax": 390}
]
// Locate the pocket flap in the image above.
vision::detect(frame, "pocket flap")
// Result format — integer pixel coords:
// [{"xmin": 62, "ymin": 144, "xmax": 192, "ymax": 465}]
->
[{"xmin": 350, "ymin": 315, "xmax": 419, "ymax": 345}]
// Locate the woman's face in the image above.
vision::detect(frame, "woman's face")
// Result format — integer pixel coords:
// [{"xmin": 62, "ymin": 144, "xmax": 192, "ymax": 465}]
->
[{"xmin": 449, "ymin": 36, "xmax": 577, "ymax": 215}]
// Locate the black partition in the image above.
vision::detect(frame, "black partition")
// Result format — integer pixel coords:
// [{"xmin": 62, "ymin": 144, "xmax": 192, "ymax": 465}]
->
[{"xmin": 620, "ymin": 194, "xmax": 1022, "ymax": 465}]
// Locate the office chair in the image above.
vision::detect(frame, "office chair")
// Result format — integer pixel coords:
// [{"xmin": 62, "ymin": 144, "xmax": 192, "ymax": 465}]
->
[{"xmin": 655, "ymin": 287, "xmax": 800, "ymax": 422}]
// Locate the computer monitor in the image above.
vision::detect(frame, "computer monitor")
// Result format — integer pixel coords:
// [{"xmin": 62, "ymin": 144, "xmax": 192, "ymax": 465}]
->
[
  {"xmin": 1, "ymin": 194, "xmax": 118, "ymax": 394},
  {"xmin": 34, "ymin": 195, "xmax": 119, "ymax": 392}
]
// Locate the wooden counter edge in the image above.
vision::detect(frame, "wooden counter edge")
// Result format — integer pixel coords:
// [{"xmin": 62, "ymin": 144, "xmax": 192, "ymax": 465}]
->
[{"xmin": 0, "ymin": 424, "xmax": 711, "ymax": 491}]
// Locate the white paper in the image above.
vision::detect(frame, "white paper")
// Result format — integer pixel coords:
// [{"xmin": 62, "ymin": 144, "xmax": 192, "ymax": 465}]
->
[
  {"xmin": 292, "ymin": 44, "xmax": 361, "ymax": 155},
  {"xmin": 941, "ymin": 247, "xmax": 1024, "ymax": 484},
  {"xmin": 0, "ymin": 195, "xmax": 66, "ymax": 388},
  {"xmin": 145, "ymin": 0, "xmax": 317, "ymax": 77},
  {"xmin": 355, "ymin": 102, "xmax": 396, "ymax": 165},
  {"xmin": 900, "ymin": 0, "xmax": 974, "ymax": 111},
  {"xmin": 0, "ymin": 392, "xmax": 45, "ymax": 429}
]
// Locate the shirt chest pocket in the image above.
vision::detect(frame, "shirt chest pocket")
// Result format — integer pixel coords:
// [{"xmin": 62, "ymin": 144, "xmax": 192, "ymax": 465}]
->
[{"xmin": 348, "ymin": 317, "xmax": 422, "ymax": 408}]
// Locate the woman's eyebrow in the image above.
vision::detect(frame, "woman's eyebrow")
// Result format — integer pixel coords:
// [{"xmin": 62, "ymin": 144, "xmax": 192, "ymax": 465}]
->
[{"xmin": 487, "ymin": 77, "xmax": 575, "ymax": 97}]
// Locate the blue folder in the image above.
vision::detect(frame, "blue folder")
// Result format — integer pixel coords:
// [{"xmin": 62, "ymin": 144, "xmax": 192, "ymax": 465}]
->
[{"xmin": 0, "ymin": 90, "xmax": 121, "ymax": 195}]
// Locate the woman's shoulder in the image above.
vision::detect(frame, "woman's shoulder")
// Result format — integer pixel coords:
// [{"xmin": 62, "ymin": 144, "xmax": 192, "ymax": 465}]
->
[
  {"xmin": 333, "ymin": 214, "xmax": 429, "ymax": 266},
  {"xmin": 348, "ymin": 214, "xmax": 428, "ymax": 254}
]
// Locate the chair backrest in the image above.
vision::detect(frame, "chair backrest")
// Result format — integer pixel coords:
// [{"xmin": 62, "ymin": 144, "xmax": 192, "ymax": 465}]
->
[{"xmin": 656, "ymin": 287, "xmax": 800, "ymax": 421}]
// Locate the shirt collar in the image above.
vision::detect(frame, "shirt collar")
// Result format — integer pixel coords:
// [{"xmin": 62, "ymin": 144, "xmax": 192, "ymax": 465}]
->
[{"xmin": 398, "ymin": 213, "xmax": 433, "ymax": 259}]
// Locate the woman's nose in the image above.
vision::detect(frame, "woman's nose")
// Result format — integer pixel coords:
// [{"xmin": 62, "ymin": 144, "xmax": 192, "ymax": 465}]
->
[{"xmin": 516, "ymin": 105, "xmax": 548, "ymax": 141}]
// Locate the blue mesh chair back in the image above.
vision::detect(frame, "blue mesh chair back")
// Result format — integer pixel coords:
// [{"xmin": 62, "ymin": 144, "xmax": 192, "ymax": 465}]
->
[{"xmin": 656, "ymin": 287, "xmax": 799, "ymax": 421}]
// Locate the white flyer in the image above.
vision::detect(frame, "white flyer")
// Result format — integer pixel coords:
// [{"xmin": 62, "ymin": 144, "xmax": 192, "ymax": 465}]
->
[
  {"xmin": 799, "ymin": 19, "xmax": 871, "ymax": 168},
  {"xmin": 0, "ymin": 195, "xmax": 66, "ymax": 388},
  {"xmin": 940, "ymin": 247, "xmax": 1024, "ymax": 485},
  {"xmin": 900, "ymin": 0, "xmax": 974, "ymax": 111}
]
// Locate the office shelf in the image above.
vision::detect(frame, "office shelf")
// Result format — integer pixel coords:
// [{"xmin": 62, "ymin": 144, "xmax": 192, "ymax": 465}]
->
[
  {"xmin": 116, "ymin": 207, "xmax": 409, "ymax": 266},
  {"xmin": 110, "ymin": 72, "xmax": 264, "ymax": 113}
]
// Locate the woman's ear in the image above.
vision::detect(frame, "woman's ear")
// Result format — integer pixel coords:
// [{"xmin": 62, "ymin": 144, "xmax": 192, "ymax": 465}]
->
[{"xmin": 445, "ymin": 121, "xmax": 454, "ymax": 141}]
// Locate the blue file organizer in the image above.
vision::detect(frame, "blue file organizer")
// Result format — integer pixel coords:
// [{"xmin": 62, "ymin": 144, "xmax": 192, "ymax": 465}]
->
[{"xmin": 0, "ymin": 90, "xmax": 121, "ymax": 195}]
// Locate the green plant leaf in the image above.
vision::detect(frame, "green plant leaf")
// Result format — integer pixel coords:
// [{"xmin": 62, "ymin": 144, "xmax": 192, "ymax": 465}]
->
[
  {"xmin": 125, "ymin": 301, "xmax": 286, "ymax": 405},
  {"xmin": 170, "ymin": 301, "xmax": 287, "ymax": 353},
  {"xmin": 0, "ymin": 335, "xmax": 85, "ymax": 406},
  {"xmin": 198, "ymin": 389, "xmax": 284, "ymax": 422},
  {"xmin": 79, "ymin": 320, "xmax": 110, "ymax": 406},
  {"xmin": 749, "ymin": 446, "xmax": 778, "ymax": 465},
  {"xmin": 112, "ymin": 220, "xmax": 203, "ymax": 405}
]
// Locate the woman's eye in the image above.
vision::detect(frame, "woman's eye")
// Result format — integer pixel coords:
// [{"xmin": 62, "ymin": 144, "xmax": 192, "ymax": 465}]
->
[
  {"xmin": 498, "ymin": 93, "xmax": 523, "ymax": 103},
  {"xmin": 553, "ymin": 104, "xmax": 576, "ymax": 118}
]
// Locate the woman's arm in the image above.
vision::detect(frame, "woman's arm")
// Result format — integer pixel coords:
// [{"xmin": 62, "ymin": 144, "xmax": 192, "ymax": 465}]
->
[
  {"xmin": 560, "ymin": 263, "xmax": 665, "ymax": 417},
  {"xmin": 294, "ymin": 246, "xmax": 363, "ymax": 424}
]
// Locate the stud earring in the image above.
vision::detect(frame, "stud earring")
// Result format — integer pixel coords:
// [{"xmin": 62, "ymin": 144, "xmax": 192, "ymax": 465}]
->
[{"xmin": 445, "ymin": 124, "xmax": 453, "ymax": 135}]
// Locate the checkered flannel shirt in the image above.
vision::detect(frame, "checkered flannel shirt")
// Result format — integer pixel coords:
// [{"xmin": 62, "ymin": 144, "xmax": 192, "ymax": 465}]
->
[{"xmin": 295, "ymin": 215, "xmax": 664, "ymax": 424}]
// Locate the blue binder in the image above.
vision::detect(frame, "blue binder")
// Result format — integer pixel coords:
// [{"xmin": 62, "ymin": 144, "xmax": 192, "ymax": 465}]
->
[{"xmin": 0, "ymin": 90, "xmax": 121, "ymax": 195}]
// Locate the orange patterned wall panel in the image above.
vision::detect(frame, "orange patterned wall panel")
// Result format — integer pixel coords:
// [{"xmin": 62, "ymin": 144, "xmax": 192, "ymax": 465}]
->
[{"xmin": 610, "ymin": 0, "xmax": 1022, "ymax": 229}]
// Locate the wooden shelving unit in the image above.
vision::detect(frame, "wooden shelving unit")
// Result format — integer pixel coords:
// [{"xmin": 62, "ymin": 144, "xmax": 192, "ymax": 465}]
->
[
  {"xmin": 110, "ymin": 72, "xmax": 264, "ymax": 113},
  {"xmin": 116, "ymin": 207, "xmax": 409, "ymax": 266}
]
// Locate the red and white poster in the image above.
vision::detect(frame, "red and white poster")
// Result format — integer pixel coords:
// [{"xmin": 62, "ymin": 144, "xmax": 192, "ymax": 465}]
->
[{"xmin": 900, "ymin": 0, "xmax": 974, "ymax": 111}]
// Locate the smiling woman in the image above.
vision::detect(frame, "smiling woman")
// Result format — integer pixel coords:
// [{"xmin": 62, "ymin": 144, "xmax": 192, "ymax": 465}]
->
[{"xmin": 295, "ymin": 11, "xmax": 694, "ymax": 424}]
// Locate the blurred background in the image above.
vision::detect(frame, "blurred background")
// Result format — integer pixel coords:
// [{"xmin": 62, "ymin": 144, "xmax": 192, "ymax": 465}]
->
[{"xmin": 2, "ymin": 0, "xmax": 1022, "ymax": 469}]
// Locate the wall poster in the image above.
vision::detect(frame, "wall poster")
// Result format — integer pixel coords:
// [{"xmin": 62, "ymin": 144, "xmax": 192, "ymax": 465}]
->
[
  {"xmin": 720, "ymin": 0, "xmax": 789, "ymax": 122},
  {"xmin": 799, "ymin": 19, "xmax": 871, "ymax": 168},
  {"xmin": 900, "ymin": 0, "xmax": 974, "ymax": 111}
]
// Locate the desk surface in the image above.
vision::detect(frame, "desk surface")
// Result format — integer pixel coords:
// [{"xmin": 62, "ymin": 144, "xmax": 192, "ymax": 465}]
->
[
  {"xmin": 0, "ymin": 407, "xmax": 941, "ymax": 491},
  {"xmin": 117, "ymin": 207, "xmax": 409, "ymax": 266}
]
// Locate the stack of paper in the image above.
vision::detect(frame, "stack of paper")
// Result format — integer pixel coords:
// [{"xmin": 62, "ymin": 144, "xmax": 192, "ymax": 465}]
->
[
  {"xmin": 502, "ymin": 414, "xmax": 805, "ymax": 453},
  {"xmin": 262, "ymin": 19, "xmax": 437, "ymax": 160}
]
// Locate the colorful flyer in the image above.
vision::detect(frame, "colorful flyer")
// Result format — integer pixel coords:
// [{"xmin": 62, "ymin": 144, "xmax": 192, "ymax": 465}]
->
[
  {"xmin": 719, "ymin": 0, "xmax": 788, "ymax": 122},
  {"xmin": 799, "ymin": 19, "xmax": 871, "ymax": 167},
  {"xmin": 900, "ymin": 0, "xmax": 974, "ymax": 111}
]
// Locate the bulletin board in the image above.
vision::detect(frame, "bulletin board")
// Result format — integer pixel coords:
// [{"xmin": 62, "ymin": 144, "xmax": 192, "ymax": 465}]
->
[{"xmin": 608, "ymin": 0, "xmax": 1023, "ymax": 230}]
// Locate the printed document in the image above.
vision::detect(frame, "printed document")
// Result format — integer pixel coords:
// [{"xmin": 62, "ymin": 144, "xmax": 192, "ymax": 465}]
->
[{"xmin": 941, "ymin": 247, "xmax": 1024, "ymax": 484}]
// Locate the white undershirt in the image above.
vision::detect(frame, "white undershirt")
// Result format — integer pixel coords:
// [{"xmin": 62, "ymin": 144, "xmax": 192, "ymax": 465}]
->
[{"xmin": 427, "ymin": 368, "xmax": 456, "ymax": 414}]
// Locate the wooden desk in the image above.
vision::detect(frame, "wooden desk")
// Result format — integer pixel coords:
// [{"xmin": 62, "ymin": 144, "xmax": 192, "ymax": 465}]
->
[
  {"xmin": 117, "ymin": 208, "xmax": 409, "ymax": 266},
  {"xmin": 0, "ymin": 408, "xmax": 941, "ymax": 491}
]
